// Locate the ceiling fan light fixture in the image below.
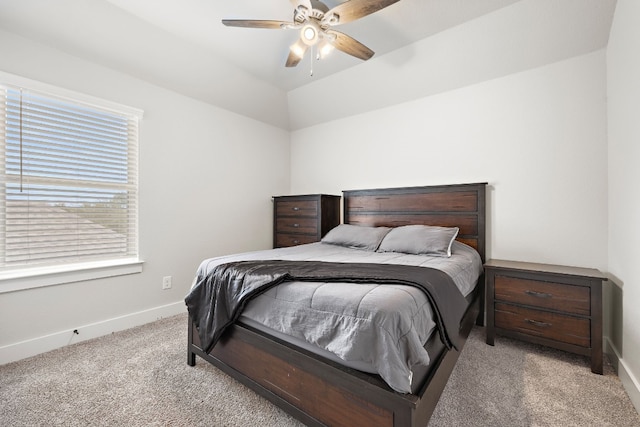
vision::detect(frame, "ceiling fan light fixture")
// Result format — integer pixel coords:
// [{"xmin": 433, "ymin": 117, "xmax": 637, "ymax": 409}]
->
[
  {"xmin": 290, "ymin": 39, "xmax": 307, "ymax": 58},
  {"xmin": 318, "ymin": 40, "xmax": 334, "ymax": 59},
  {"xmin": 300, "ymin": 23, "xmax": 319, "ymax": 45}
]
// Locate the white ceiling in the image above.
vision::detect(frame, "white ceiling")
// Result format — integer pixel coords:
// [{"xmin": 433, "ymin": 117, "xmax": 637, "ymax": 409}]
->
[
  {"xmin": 101, "ymin": 0, "xmax": 525, "ymax": 91},
  {"xmin": 0, "ymin": 0, "xmax": 617, "ymax": 129}
]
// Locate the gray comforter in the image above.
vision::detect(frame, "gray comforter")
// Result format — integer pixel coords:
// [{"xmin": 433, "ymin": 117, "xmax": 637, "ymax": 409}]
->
[
  {"xmin": 188, "ymin": 242, "xmax": 482, "ymax": 393},
  {"xmin": 186, "ymin": 260, "xmax": 467, "ymax": 354}
]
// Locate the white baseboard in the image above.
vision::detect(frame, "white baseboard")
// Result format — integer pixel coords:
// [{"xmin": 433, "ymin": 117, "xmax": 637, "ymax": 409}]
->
[
  {"xmin": 604, "ymin": 335, "xmax": 621, "ymax": 372},
  {"xmin": 0, "ymin": 301, "xmax": 186, "ymax": 365},
  {"xmin": 619, "ymin": 358, "xmax": 640, "ymax": 415},
  {"xmin": 605, "ymin": 336, "xmax": 640, "ymax": 414}
]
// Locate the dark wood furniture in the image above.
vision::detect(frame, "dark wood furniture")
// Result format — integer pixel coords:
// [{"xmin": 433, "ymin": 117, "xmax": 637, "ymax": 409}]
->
[
  {"xmin": 273, "ymin": 194, "xmax": 341, "ymax": 248},
  {"xmin": 485, "ymin": 259, "xmax": 607, "ymax": 374},
  {"xmin": 188, "ymin": 182, "xmax": 487, "ymax": 427}
]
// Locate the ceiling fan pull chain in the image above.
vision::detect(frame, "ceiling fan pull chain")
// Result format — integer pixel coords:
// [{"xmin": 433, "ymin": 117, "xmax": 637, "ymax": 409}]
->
[{"xmin": 310, "ymin": 45, "xmax": 314, "ymax": 76}]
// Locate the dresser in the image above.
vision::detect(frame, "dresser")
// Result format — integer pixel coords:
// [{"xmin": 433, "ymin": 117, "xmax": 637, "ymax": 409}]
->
[
  {"xmin": 485, "ymin": 259, "xmax": 607, "ymax": 374},
  {"xmin": 273, "ymin": 194, "xmax": 341, "ymax": 248}
]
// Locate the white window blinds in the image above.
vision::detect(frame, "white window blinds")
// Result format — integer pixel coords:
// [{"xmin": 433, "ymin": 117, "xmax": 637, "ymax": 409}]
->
[{"xmin": 0, "ymin": 83, "xmax": 140, "ymax": 273}]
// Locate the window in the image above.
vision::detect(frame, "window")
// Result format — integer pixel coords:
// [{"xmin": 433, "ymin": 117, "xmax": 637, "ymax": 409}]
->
[{"xmin": 0, "ymin": 77, "xmax": 142, "ymax": 281}]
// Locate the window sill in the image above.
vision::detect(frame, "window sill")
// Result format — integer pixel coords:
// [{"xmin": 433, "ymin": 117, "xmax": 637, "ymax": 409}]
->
[{"xmin": 0, "ymin": 259, "xmax": 144, "ymax": 294}]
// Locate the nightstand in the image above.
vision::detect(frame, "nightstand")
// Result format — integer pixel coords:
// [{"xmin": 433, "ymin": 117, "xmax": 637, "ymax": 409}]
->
[
  {"xmin": 273, "ymin": 194, "xmax": 341, "ymax": 248},
  {"xmin": 485, "ymin": 259, "xmax": 607, "ymax": 374}
]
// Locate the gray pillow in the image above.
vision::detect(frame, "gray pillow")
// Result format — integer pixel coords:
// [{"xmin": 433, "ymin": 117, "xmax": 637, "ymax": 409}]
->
[
  {"xmin": 321, "ymin": 224, "xmax": 391, "ymax": 251},
  {"xmin": 377, "ymin": 225, "xmax": 459, "ymax": 257}
]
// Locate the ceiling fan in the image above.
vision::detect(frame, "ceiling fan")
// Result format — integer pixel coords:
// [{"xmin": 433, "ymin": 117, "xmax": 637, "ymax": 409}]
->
[{"xmin": 222, "ymin": 0, "xmax": 400, "ymax": 68}]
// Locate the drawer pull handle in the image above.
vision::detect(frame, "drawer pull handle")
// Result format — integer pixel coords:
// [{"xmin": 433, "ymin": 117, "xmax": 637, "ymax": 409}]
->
[
  {"xmin": 525, "ymin": 318, "xmax": 552, "ymax": 328},
  {"xmin": 293, "ymin": 223, "xmax": 299, "ymax": 227},
  {"xmin": 525, "ymin": 290, "xmax": 552, "ymax": 299},
  {"xmin": 292, "ymin": 207, "xmax": 300, "ymax": 211},
  {"xmin": 293, "ymin": 240, "xmax": 300, "ymax": 244}
]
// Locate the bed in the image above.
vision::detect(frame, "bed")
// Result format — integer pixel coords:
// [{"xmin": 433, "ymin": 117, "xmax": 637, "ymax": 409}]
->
[{"xmin": 186, "ymin": 182, "xmax": 487, "ymax": 427}]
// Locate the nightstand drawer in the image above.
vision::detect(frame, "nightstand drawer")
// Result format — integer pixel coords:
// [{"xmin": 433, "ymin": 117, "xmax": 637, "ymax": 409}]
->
[
  {"xmin": 495, "ymin": 275, "xmax": 590, "ymax": 316},
  {"xmin": 276, "ymin": 217, "xmax": 318, "ymax": 234},
  {"xmin": 495, "ymin": 302, "xmax": 590, "ymax": 347},
  {"xmin": 275, "ymin": 233, "xmax": 319, "ymax": 248},
  {"xmin": 276, "ymin": 200, "xmax": 318, "ymax": 217}
]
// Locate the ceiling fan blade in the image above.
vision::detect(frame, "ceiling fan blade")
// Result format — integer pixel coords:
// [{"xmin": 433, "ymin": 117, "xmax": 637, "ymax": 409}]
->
[
  {"xmin": 325, "ymin": 30, "xmax": 374, "ymax": 61},
  {"xmin": 286, "ymin": 39, "xmax": 308, "ymax": 67},
  {"xmin": 324, "ymin": 0, "xmax": 400, "ymax": 26},
  {"xmin": 222, "ymin": 19, "xmax": 293, "ymax": 29}
]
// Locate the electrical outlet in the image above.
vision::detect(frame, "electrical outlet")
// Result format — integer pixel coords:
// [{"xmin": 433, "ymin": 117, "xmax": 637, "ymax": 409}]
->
[{"xmin": 162, "ymin": 276, "xmax": 172, "ymax": 290}]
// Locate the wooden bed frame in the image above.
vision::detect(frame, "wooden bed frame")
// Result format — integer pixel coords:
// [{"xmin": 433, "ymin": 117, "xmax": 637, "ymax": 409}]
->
[{"xmin": 187, "ymin": 182, "xmax": 487, "ymax": 427}]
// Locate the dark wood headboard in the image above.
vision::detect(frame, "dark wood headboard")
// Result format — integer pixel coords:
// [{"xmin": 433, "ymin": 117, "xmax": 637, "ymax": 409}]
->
[{"xmin": 343, "ymin": 183, "xmax": 487, "ymax": 262}]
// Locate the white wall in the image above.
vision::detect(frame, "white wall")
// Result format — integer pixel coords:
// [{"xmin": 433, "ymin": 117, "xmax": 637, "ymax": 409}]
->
[
  {"xmin": 0, "ymin": 30, "xmax": 290, "ymax": 362},
  {"xmin": 607, "ymin": 0, "xmax": 640, "ymax": 412},
  {"xmin": 291, "ymin": 51, "xmax": 608, "ymax": 271}
]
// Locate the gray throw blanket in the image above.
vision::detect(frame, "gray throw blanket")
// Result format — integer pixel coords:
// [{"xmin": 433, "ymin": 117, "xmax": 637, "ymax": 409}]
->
[{"xmin": 185, "ymin": 260, "xmax": 468, "ymax": 354}]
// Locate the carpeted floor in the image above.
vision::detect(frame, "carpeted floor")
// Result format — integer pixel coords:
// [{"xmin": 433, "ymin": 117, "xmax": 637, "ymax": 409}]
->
[{"xmin": 1, "ymin": 313, "xmax": 638, "ymax": 426}]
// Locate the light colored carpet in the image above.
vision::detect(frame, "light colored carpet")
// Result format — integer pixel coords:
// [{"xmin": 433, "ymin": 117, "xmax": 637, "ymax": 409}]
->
[{"xmin": 1, "ymin": 313, "xmax": 638, "ymax": 426}]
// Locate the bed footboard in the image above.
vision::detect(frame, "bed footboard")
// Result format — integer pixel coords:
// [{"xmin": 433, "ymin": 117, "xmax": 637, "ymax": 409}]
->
[{"xmin": 187, "ymin": 292, "xmax": 479, "ymax": 427}]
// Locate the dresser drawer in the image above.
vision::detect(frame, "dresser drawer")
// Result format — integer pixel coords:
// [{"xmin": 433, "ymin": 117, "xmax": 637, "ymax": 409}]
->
[
  {"xmin": 495, "ymin": 275, "xmax": 590, "ymax": 316},
  {"xmin": 273, "ymin": 194, "xmax": 340, "ymax": 249},
  {"xmin": 275, "ymin": 233, "xmax": 319, "ymax": 248},
  {"xmin": 495, "ymin": 302, "xmax": 590, "ymax": 348},
  {"xmin": 276, "ymin": 217, "xmax": 318, "ymax": 235},
  {"xmin": 276, "ymin": 200, "xmax": 318, "ymax": 217}
]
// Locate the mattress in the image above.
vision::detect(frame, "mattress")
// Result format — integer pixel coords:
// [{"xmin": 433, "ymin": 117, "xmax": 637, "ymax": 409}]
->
[{"xmin": 192, "ymin": 241, "xmax": 483, "ymax": 393}]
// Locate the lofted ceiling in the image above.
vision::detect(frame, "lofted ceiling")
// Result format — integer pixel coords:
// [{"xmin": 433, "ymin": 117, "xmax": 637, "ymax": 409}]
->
[
  {"xmin": 0, "ymin": 0, "xmax": 617, "ymax": 129},
  {"xmin": 101, "ymin": 0, "xmax": 524, "ymax": 91}
]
